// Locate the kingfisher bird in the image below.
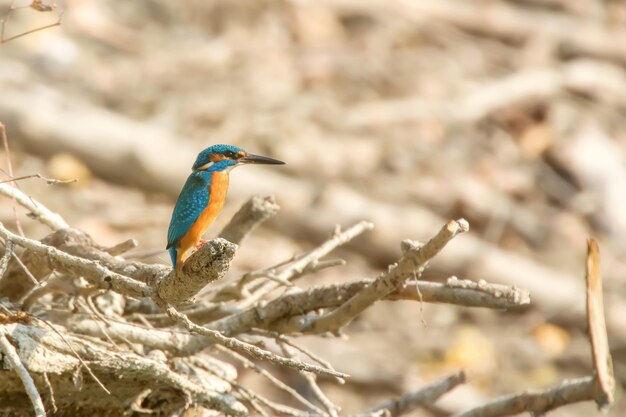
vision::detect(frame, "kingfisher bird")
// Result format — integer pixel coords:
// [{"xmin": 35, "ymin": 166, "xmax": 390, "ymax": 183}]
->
[{"xmin": 166, "ymin": 144, "xmax": 285, "ymax": 270}]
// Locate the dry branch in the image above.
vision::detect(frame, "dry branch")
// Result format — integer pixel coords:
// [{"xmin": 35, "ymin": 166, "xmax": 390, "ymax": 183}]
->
[
  {"xmin": 277, "ymin": 219, "xmax": 468, "ymax": 334},
  {"xmin": 0, "ymin": 329, "xmax": 46, "ymax": 417},
  {"xmin": 453, "ymin": 376, "xmax": 598, "ymax": 417},
  {"xmin": 0, "ymin": 184, "xmax": 69, "ymax": 231},
  {"xmin": 219, "ymin": 195, "xmax": 280, "ymax": 245},
  {"xmin": 0, "ymin": 223, "xmax": 154, "ymax": 299},
  {"xmin": 1, "ymin": 322, "xmax": 246, "ymax": 416},
  {"xmin": 364, "ymin": 371, "xmax": 466, "ymax": 417},
  {"xmin": 158, "ymin": 300, "xmax": 349, "ymax": 379}
]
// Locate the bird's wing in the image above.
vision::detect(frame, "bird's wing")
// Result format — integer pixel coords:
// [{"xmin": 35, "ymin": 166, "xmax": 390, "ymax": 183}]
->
[{"xmin": 166, "ymin": 173, "xmax": 210, "ymax": 249}]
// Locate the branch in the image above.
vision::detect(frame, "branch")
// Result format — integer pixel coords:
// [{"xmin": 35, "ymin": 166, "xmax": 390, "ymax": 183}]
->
[
  {"xmin": 157, "ymin": 300, "xmax": 349, "ymax": 379},
  {"xmin": 4, "ymin": 321, "xmax": 247, "ymax": 416},
  {"xmin": 0, "ymin": 223, "xmax": 153, "ymax": 299},
  {"xmin": 364, "ymin": 371, "xmax": 466, "ymax": 417},
  {"xmin": 0, "ymin": 239, "xmax": 14, "ymax": 280},
  {"xmin": 209, "ymin": 276, "xmax": 527, "ymax": 337},
  {"xmin": 156, "ymin": 238, "xmax": 237, "ymax": 305},
  {"xmin": 273, "ymin": 219, "xmax": 469, "ymax": 334},
  {"xmin": 585, "ymin": 238, "xmax": 615, "ymax": 409},
  {"xmin": 388, "ymin": 276, "xmax": 531, "ymax": 309},
  {"xmin": 219, "ymin": 195, "xmax": 280, "ymax": 245},
  {"xmin": 0, "ymin": 184, "xmax": 68, "ymax": 230},
  {"xmin": 0, "ymin": 330, "xmax": 46, "ymax": 417},
  {"xmin": 232, "ymin": 221, "xmax": 375, "ymax": 307},
  {"xmin": 453, "ymin": 376, "xmax": 599, "ymax": 417}
]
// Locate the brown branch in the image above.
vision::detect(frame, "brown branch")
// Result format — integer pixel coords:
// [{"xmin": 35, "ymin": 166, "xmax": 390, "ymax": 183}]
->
[
  {"xmin": 233, "ymin": 221, "xmax": 375, "ymax": 308},
  {"xmin": 0, "ymin": 184, "xmax": 69, "ymax": 230},
  {"xmin": 219, "ymin": 195, "xmax": 280, "ymax": 245},
  {"xmin": 453, "ymin": 376, "xmax": 599, "ymax": 417},
  {"xmin": 363, "ymin": 371, "xmax": 466, "ymax": 417},
  {"xmin": 585, "ymin": 238, "xmax": 615, "ymax": 409},
  {"xmin": 0, "ymin": 223, "xmax": 153, "ymax": 299},
  {"xmin": 157, "ymin": 299, "xmax": 350, "ymax": 379},
  {"xmin": 0, "ymin": 330, "xmax": 46, "ymax": 417},
  {"xmin": 209, "ymin": 276, "xmax": 527, "ymax": 337},
  {"xmin": 264, "ymin": 219, "xmax": 469, "ymax": 335}
]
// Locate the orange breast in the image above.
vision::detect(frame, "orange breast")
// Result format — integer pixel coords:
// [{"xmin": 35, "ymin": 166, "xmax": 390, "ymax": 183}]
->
[{"xmin": 178, "ymin": 172, "xmax": 229, "ymax": 264}]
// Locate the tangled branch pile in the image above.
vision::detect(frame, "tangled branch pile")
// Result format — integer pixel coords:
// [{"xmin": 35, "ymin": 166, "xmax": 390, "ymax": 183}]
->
[{"xmin": 0, "ymin": 185, "xmax": 614, "ymax": 417}]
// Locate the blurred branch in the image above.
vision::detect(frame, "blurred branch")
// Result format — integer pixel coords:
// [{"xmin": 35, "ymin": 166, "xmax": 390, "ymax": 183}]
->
[
  {"xmin": 0, "ymin": 0, "xmax": 62, "ymax": 45},
  {"xmin": 360, "ymin": 371, "xmax": 466, "ymax": 417},
  {"xmin": 219, "ymin": 195, "xmax": 280, "ymax": 245},
  {"xmin": 453, "ymin": 376, "xmax": 598, "ymax": 417},
  {"xmin": 585, "ymin": 238, "xmax": 615, "ymax": 409}
]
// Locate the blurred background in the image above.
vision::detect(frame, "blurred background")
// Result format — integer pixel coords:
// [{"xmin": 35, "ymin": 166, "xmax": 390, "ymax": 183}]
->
[{"xmin": 1, "ymin": 0, "xmax": 625, "ymax": 415}]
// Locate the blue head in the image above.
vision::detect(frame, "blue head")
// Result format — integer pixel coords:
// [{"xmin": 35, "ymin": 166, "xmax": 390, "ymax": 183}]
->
[{"xmin": 192, "ymin": 144, "xmax": 284, "ymax": 172}]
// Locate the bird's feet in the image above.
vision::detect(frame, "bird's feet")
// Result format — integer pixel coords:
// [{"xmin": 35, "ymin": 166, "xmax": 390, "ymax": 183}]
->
[{"xmin": 191, "ymin": 240, "xmax": 208, "ymax": 255}]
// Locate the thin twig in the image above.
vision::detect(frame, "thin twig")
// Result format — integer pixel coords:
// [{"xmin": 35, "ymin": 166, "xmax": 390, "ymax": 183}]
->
[
  {"xmin": 279, "ymin": 340, "xmax": 339, "ymax": 417},
  {"xmin": 216, "ymin": 345, "xmax": 326, "ymax": 415},
  {"xmin": 158, "ymin": 300, "xmax": 349, "ymax": 379},
  {"xmin": 0, "ymin": 330, "xmax": 47, "ymax": 417},
  {"xmin": 0, "ymin": 173, "xmax": 77, "ymax": 185},
  {"xmin": 236, "ymin": 221, "xmax": 375, "ymax": 308},
  {"xmin": 363, "ymin": 371, "xmax": 466, "ymax": 417},
  {"xmin": 0, "ymin": 121, "xmax": 25, "ymax": 236},
  {"xmin": 42, "ymin": 372, "xmax": 57, "ymax": 414},
  {"xmin": 0, "ymin": 239, "xmax": 14, "ymax": 280},
  {"xmin": 34, "ymin": 317, "xmax": 112, "ymax": 395},
  {"xmin": 288, "ymin": 220, "xmax": 469, "ymax": 334},
  {"xmin": 0, "ymin": 183, "xmax": 69, "ymax": 230}
]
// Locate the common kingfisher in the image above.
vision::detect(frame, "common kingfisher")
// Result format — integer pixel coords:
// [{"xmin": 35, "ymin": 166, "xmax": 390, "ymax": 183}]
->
[{"xmin": 166, "ymin": 144, "xmax": 285, "ymax": 270}]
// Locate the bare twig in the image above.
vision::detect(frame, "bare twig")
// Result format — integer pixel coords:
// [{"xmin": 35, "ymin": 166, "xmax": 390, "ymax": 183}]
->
[
  {"xmin": 585, "ymin": 238, "xmax": 615, "ymax": 409},
  {"xmin": 158, "ymin": 300, "xmax": 349, "ymax": 379},
  {"xmin": 453, "ymin": 376, "xmax": 598, "ymax": 417},
  {"xmin": 0, "ymin": 121, "xmax": 25, "ymax": 236},
  {"xmin": 35, "ymin": 317, "xmax": 112, "ymax": 395},
  {"xmin": 0, "ymin": 184, "xmax": 69, "ymax": 230},
  {"xmin": 0, "ymin": 223, "xmax": 153, "ymax": 298},
  {"xmin": 209, "ymin": 276, "xmax": 527, "ymax": 337},
  {"xmin": 0, "ymin": 173, "xmax": 77, "ymax": 185},
  {"xmin": 102, "ymin": 238, "xmax": 138, "ymax": 256},
  {"xmin": 0, "ymin": 330, "xmax": 47, "ymax": 417},
  {"xmin": 365, "ymin": 370, "xmax": 466, "ymax": 417},
  {"xmin": 235, "ymin": 221, "xmax": 374, "ymax": 308},
  {"xmin": 216, "ymin": 345, "xmax": 326, "ymax": 415},
  {"xmin": 0, "ymin": 239, "xmax": 14, "ymax": 280},
  {"xmin": 278, "ymin": 340, "xmax": 339, "ymax": 417},
  {"xmin": 0, "ymin": 0, "xmax": 63, "ymax": 45},
  {"xmin": 389, "ymin": 276, "xmax": 531, "ymax": 309},
  {"xmin": 272, "ymin": 219, "xmax": 469, "ymax": 334}
]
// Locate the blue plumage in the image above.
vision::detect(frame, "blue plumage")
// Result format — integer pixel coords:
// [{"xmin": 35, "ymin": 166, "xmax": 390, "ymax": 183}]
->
[
  {"xmin": 193, "ymin": 144, "xmax": 245, "ymax": 170},
  {"xmin": 166, "ymin": 171, "xmax": 211, "ymax": 268}
]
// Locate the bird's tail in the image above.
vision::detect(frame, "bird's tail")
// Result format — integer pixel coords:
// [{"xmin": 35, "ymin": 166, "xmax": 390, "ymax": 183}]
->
[{"xmin": 168, "ymin": 246, "xmax": 178, "ymax": 269}]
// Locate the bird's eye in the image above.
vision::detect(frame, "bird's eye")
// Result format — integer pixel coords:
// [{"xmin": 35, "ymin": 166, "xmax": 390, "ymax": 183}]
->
[{"xmin": 224, "ymin": 151, "xmax": 234, "ymax": 158}]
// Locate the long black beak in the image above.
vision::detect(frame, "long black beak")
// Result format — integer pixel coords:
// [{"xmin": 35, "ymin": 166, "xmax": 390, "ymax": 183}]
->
[{"xmin": 240, "ymin": 153, "xmax": 285, "ymax": 165}]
